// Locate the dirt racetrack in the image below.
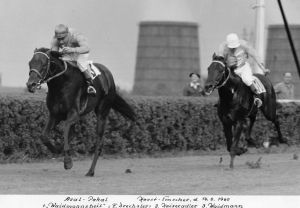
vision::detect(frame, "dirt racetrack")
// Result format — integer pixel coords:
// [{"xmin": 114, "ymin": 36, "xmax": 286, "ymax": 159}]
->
[{"xmin": 0, "ymin": 148, "xmax": 300, "ymax": 195}]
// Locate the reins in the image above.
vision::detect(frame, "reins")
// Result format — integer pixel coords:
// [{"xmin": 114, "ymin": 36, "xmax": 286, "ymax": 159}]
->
[
  {"xmin": 211, "ymin": 60, "xmax": 231, "ymax": 89},
  {"xmin": 30, "ymin": 51, "xmax": 68, "ymax": 87}
]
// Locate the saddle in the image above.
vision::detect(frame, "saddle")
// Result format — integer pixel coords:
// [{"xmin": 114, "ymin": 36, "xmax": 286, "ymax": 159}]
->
[
  {"xmin": 66, "ymin": 61, "xmax": 100, "ymax": 80},
  {"xmin": 235, "ymin": 76, "xmax": 266, "ymax": 110},
  {"xmin": 252, "ymin": 76, "xmax": 266, "ymax": 94},
  {"xmin": 65, "ymin": 60, "xmax": 109, "ymax": 94}
]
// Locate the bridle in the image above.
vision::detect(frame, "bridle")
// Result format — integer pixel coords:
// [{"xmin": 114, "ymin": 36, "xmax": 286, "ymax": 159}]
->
[
  {"xmin": 29, "ymin": 51, "xmax": 67, "ymax": 87},
  {"xmin": 211, "ymin": 60, "xmax": 231, "ymax": 89}
]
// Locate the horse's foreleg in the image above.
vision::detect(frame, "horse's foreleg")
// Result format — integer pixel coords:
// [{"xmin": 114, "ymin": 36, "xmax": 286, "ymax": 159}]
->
[
  {"xmin": 42, "ymin": 115, "xmax": 59, "ymax": 153},
  {"xmin": 245, "ymin": 116, "xmax": 257, "ymax": 147},
  {"xmin": 273, "ymin": 115, "xmax": 288, "ymax": 144},
  {"xmin": 222, "ymin": 122, "xmax": 233, "ymax": 153},
  {"xmin": 63, "ymin": 111, "xmax": 79, "ymax": 170},
  {"xmin": 86, "ymin": 115, "xmax": 107, "ymax": 177},
  {"xmin": 230, "ymin": 120, "xmax": 247, "ymax": 168},
  {"xmin": 230, "ymin": 123, "xmax": 239, "ymax": 169}
]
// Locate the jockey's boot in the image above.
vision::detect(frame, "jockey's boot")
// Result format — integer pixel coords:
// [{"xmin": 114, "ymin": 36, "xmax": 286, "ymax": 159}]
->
[
  {"xmin": 82, "ymin": 69, "xmax": 97, "ymax": 96},
  {"xmin": 250, "ymin": 83, "xmax": 262, "ymax": 108}
]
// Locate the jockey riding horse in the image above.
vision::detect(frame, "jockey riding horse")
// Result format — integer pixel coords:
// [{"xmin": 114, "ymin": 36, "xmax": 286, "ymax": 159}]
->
[
  {"xmin": 218, "ymin": 33, "xmax": 270, "ymax": 107},
  {"xmin": 51, "ymin": 24, "xmax": 107, "ymax": 96}
]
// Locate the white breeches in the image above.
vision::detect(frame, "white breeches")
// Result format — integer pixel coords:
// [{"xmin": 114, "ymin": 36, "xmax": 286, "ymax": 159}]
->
[
  {"xmin": 62, "ymin": 53, "xmax": 89, "ymax": 72},
  {"xmin": 234, "ymin": 62, "xmax": 254, "ymax": 86}
]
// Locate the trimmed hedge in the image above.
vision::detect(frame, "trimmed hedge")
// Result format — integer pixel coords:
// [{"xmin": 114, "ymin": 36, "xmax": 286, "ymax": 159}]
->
[{"xmin": 0, "ymin": 94, "xmax": 299, "ymax": 161}]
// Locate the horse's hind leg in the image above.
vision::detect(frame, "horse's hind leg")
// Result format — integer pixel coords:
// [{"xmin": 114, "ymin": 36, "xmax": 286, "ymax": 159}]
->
[
  {"xmin": 86, "ymin": 104, "xmax": 111, "ymax": 177},
  {"xmin": 261, "ymin": 105, "xmax": 287, "ymax": 145},
  {"xmin": 272, "ymin": 115, "xmax": 288, "ymax": 144}
]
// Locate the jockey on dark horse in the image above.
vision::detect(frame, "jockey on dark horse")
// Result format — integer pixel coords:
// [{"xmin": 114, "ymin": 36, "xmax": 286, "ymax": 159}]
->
[
  {"xmin": 218, "ymin": 33, "xmax": 270, "ymax": 107},
  {"xmin": 50, "ymin": 24, "xmax": 97, "ymax": 96}
]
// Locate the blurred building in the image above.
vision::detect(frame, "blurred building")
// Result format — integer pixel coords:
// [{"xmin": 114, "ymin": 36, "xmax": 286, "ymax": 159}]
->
[
  {"xmin": 133, "ymin": 21, "xmax": 200, "ymax": 96},
  {"xmin": 265, "ymin": 25, "xmax": 300, "ymax": 98}
]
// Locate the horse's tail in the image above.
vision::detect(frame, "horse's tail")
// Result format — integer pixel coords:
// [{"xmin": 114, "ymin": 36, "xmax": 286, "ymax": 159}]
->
[{"xmin": 112, "ymin": 93, "xmax": 136, "ymax": 121}]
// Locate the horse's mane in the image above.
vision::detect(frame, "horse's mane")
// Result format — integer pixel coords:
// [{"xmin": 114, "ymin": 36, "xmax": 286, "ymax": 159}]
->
[
  {"xmin": 35, "ymin": 47, "xmax": 50, "ymax": 53},
  {"xmin": 34, "ymin": 47, "xmax": 62, "ymax": 60},
  {"xmin": 213, "ymin": 54, "xmax": 244, "ymax": 84},
  {"xmin": 213, "ymin": 54, "xmax": 225, "ymax": 63}
]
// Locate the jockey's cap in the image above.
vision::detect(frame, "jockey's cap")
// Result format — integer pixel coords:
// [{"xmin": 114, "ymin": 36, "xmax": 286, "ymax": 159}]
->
[
  {"xmin": 189, "ymin": 72, "xmax": 200, "ymax": 78},
  {"xmin": 55, "ymin": 24, "xmax": 69, "ymax": 39},
  {"xmin": 226, "ymin": 33, "xmax": 240, "ymax": 48},
  {"xmin": 283, "ymin": 72, "xmax": 292, "ymax": 77}
]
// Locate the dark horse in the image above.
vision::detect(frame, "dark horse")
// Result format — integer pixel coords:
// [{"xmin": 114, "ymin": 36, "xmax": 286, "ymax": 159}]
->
[
  {"xmin": 204, "ymin": 54, "xmax": 287, "ymax": 168},
  {"xmin": 26, "ymin": 48, "xmax": 135, "ymax": 176}
]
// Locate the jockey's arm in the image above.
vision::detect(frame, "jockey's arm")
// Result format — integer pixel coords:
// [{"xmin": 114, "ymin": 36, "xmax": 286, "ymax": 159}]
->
[
  {"xmin": 244, "ymin": 42, "xmax": 269, "ymax": 73},
  {"xmin": 73, "ymin": 34, "xmax": 90, "ymax": 54}
]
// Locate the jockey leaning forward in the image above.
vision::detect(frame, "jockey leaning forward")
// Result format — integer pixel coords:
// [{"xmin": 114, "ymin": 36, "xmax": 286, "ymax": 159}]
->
[
  {"xmin": 50, "ymin": 24, "xmax": 97, "ymax": 95},
  {"xmin": 218, "ymin": 33, "xmax": 270, "ymax": 107}
]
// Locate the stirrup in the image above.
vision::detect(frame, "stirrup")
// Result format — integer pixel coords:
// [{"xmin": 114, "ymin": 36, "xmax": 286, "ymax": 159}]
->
[
  {"xmin": 254, "ymin": 97, "xmax": 262, "ymax": 108},
  {"xmin": 87, "ymin": 86, "xmax": 97, "ymax": 95}
]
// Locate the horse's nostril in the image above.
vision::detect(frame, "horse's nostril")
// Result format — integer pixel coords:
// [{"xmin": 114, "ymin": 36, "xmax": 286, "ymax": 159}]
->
[
  {"xmin": 26, "ymin": 81, "xmax": 37, "ymax": 93},
  {"xmin": 205, "ymin": 85, "xmax": 212, "ymax": 90}
]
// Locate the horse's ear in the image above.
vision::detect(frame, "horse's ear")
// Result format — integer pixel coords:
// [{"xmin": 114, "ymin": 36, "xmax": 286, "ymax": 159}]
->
[
  {"xmin": 34, "ymin": 48, "xmax": 38, "ymax": 52},
  {"xmin": 49, "ymin": 50, "xmax": 62, "ymax": 59},
  {"xmin": 212, "ymin": 52, "xmax": 216, "ymax": 59}
]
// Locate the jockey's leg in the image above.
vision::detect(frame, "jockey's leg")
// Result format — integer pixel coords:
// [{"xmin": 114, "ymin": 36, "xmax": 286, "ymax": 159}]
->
[
  {"xmin": 239, "ymin": 63, "xmax": 262, "ymax": 108},
  {"xmin": 77, "ymin": 54, "xmax": 97, "ymax": 96},
  {"xmin": 82, "ymin": 69, "xmax": 97, "ymax": 96},
  {"xmin": 249, "ymin": 85, "xmax": 263, "ymax": 108}
]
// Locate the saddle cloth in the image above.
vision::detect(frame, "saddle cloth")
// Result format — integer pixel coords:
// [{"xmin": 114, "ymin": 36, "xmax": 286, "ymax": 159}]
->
[
  {"xmin": 65, "ymin": 60, "xmax": 101, "ymax": 80},
  {"xmin": 87, "ymin": 61, "xmax": 101, "ymax": 80},
  {"xmin": 253, "ymin": 76, "xmax": 266, "ymax": 94}
]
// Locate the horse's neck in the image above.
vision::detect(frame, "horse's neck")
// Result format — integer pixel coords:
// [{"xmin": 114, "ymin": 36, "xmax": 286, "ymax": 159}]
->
[
  {"xmin": 224, "ymin": 71, "xmax": 241, "ymax": 89},
  {"xmin": 218, "ymin": 73, "xmax": 241, "ymax": 101},
  {"xmin": 218, "ymin": 87, "xmax": 233, "ymax": 102},
  {"xmin": 219, "ymin": 73, "xmax": 252, "ymax": 110},
  {"xmin": 47, "ymin": 62, "xmax": 83, "ymax": 93}
]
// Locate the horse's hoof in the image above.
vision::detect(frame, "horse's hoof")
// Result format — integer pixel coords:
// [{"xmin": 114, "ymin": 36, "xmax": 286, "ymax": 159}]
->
[
  {"xmin": 246, "ymin": 138, "xmax": 257, "ymax": 148},
  {"xmin": 233, "ymin": 147, "xmax": 247, "ymax": 156},
  {"xmin": 85, "ymin": 171, "xmax": 95, "ymax": 177},
  {"xmin": 224, "ymin": 167, "xmax": 233, "ymax": 171},
  {"xmin": 241, "ymin": 147, "xmax": 248, "ymax": 154},
  {"xmin": 64, "ymin": 157, "xmax": 73, "ymax": 170},
  {"xmin": 279, "ymin": 137, "xmax": 289, "ymax": 145},
  {"xmin": 43, "ymin": 142, "xmax": 59, "ymax": 154},
  {"xmin": 269, "ymin": 140, "xmax": 279, "ymax": 147}
]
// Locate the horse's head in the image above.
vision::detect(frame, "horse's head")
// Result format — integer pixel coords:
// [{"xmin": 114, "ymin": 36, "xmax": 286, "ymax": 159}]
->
[
  {"xmin": 204, "ymin": 53, "xmax": 229, "ymax": 95},
  {"xmin": 26, "ymin": 48, "xmax": 62, "ymax": 93}
]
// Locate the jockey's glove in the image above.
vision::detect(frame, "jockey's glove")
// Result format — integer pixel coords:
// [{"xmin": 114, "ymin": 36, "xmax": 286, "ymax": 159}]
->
[
  {"xmin": 62, "ymin": 47, "xmax": 76, "ymax": 54},
  {"xmin": 259, "ymin": 63, "xmax": 270, "ymax": 75},
  {"xmin": 264, "ymin": 68, "xmax": 270, "ymax": 74},
  {"xmin": 227, "ymin": 56, "xmax": 237, "ymax": 66}
]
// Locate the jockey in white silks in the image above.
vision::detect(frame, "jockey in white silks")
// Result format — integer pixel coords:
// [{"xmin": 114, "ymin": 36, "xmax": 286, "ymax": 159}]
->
[
  {"xmin": 218, "ymin": 33, "xmax": 270, "ymax": 107},
  {"xmin": 50, "ymin": 24, "xmax": 97, "ymax": 95}
]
